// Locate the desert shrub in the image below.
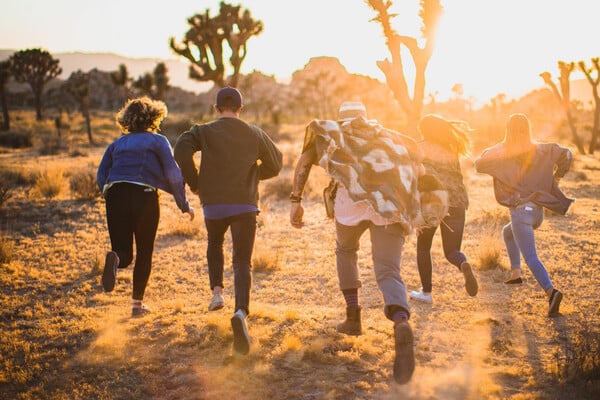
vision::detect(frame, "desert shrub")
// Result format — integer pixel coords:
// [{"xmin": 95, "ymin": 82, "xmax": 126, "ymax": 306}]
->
[
  {"xmin": 260, "ymin": 174, "xmax": 293, "ymax": 201},
  {"xmin": 477, "ymin": 235, "xmax": 504, "ymax": 270},
  {"xmin": 38, "ymin": 135, "xmax": 64, "ymax": 155},
  {"xmin": 0, "ymin": 231, "xmax": 13, "ymax": 264},
  {"xmin": 35, "ymin": 169, "xmax": 64, "ymax": 199},
  {"xmin": 473, "ymin": 208, "xmax": 510, "ymax": 232},
  {"xmin": 253, "ymin": 249, "xmax": 280, "ymax": 273},
  {"xmin": 0, "ymin": 131, "xmax": 33, "ymax": 148},
  {"xmin": 554, "ymin": 317, "xmax": 600, "ymax": 385},
  {"xmin": 166, "ymin": 218, "xmax": 202, "ymax": 238},
  {"xmin": 0, "ymin": 177, "xmax": 14, "ymax": 209},
  {"xmin": 69, "ymin": 170, "xmax": 99, "ymax": 200}
]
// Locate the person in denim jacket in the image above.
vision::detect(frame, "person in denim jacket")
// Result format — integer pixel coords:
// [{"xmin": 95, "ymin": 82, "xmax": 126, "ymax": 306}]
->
[
  {"xmin": 97, "ymin": 97, "xmax": 194, "ymax": 317},
  {"xmin": 475, "ymin": 113, "xmax": 573, "ymax": 317}
]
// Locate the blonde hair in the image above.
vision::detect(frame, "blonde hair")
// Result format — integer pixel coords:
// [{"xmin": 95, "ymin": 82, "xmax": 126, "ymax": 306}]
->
[
  {"xmin": 116, "ymin": 97, "xmax": 168, "ymax": 133},
  {"xmin": 418, "ymin": 114, "xmax": 472, "ymax": 156},
  {"xmin": 504, "ymin": 113, "xmax": 534, "ymax": 154}
]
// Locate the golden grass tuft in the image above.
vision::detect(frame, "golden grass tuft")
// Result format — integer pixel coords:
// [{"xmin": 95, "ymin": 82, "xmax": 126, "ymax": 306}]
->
[
  {"xmin": 34, "ymin": 169, "xmax": 64, "ymax": 199},
  {"xmin": 252, "ymin": 248, "xmax": 281, "ymax": 273},
  {"xmin": 476, "ymin": 235, "xmax": 504, "ymax": 270},
  {"xmin": 0, "ymin": 231, "xmax": 14, "ymax": 264},
  {"xmin": 69, "ymin": 170, "xmax": 100, "ymax": 200}
]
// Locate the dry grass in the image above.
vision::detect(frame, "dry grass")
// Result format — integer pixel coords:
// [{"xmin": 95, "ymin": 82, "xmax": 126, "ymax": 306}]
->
[{"xmin": 0, "ymin": 113, "xmax": 599, "ymax": 400}]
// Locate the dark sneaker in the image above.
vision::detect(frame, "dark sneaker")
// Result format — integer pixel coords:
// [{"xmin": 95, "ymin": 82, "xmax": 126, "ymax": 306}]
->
[
  {"xmin": 231, "ymin": 310, "xmax": 250, "ymax": 355},
  {"xmin": 548, "ymin": 289, "xmax": 563, "ymax": 317},
  {"xmin": 460, "ymin": 262, "xmax": 478, "ymax": 296},
  {"xmin": 102, "ymin": 251, "xmax": 119, "ymax": 292},
  {"xmin": 131, "ymin": 304, "xmax": 151, "ymax": 318},
  {"xmin": 504, "ymin": 277, "xmax": 523, "ymax": 285},
  {"xmin": 393, "ymin": 321, "xmax": 415, "ymax": 384}
]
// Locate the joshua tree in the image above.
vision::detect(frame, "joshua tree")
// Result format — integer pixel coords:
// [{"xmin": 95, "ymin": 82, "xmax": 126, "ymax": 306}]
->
[
  {"xmin": 170, "ymin": 1, "xmax": 263, "ymax": 88},
  {"xmin": 540, "ymin": 62, "xmax": 586, "ymax": 154},
  {"xmin": 367, "ymin": 0, "xmax": 443, "ymax": 136},
  {"xmin": 0, "ymin": 60, "xmax": 11, "ymax": 130},
  {"xmin": 9, "ymin": 48, "xmax": 62, "ymax": 121},
  {"xmin": 153, "ymin": 62, "xmax": 169, "ymax": 100},
  {"xmin": 132, "ymin": 72, "xmax": 154, "ymax": 98},
  {"xmin": 110, "ymin": 63, "xmax": 131, "ymax": 104},
  {"xmin": 578, "ymin": 58, "xmax": 600, "ymax": 153},
  {"xmin": 63, "ymin": 70, "xmax": 93, "ymax": 144}
]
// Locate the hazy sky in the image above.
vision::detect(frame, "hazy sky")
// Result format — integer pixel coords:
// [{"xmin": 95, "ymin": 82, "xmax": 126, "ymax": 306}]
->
[{"xmin": 1, "ymin": 0, "xmax": 598, "ymax": 103}]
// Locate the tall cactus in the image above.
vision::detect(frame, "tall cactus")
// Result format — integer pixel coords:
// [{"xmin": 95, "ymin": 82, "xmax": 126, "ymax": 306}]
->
[
  {"xmin": 367, "ymin": 0, "xmax": 443, "ymax": 137},
  {"xmin": 540, "ymin": 62, "xmax": 586, "ymax": 154},
  {"xmin": 170, "ymin": 1, "xmax": 263, "ymax": 88},
  {"xmin": 578, "ymin": 58, "xmax": 600, "ymax": 153},
  {"xmin": 0, "ymin": 60, "xmax": 11, "ymax": 130},
  {"xmin": 9, "ymin": 48, "xmax": 62, "ymax": 121}
]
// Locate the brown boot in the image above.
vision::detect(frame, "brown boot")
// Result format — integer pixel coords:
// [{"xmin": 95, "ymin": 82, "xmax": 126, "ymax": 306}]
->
[{"xmin": 336, "ymin": 306, "xmax": 362, "ymax": 335}]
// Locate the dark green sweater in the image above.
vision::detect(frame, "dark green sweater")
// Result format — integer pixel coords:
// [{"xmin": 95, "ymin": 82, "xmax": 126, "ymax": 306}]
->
[{"xmin": 174, "ymin": 117, "xmax": 282, "ymax": 205}]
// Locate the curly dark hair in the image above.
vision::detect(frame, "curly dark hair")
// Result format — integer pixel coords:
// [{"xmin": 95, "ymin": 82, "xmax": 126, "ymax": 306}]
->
[{"xmin": 115, "ymin": 97, "xmax": 168, "ymax": 133}]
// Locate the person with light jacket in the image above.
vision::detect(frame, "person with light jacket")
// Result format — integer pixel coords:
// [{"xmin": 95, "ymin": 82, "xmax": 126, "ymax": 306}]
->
[
  {"xmin": 475, "ymin": 113, "xmax": 573, "ymax": 317},
  {"xmin": 97, "ymin": 97, "xmax": 194, "ymax": 317}
]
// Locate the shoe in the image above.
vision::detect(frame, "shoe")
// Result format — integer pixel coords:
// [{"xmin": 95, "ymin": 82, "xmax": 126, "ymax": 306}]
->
[
  {"xmin": 409, "ymin": 289, "xmax": 432, "ymax": 304},
  {"xmin": 336, "ymin": 306, "xmax": 362, "ymax": 336},
  {"xmin": 393, "ymin": 321, "xmax": 415, "ymax": 384},
  {"xmin": 231, "ymin": 309, "xmax": 251, "ymax": 355},
  {"xmin": 102, "ymin": 251, "xmax": 119, "ymax": 292},
  {"xmin": 460, "ymin": 262, "xmax": 478, "ymax": 296},
  {"xmin": 548, "ymin": 289, "xmax": 563, "ymax": 317},
  {"xmin": 131, "ymin": 304, "xmax": 151, "ymax": 318},
  {"xmin": 504, "ymin": 277, "xmax": 523, "ymax": 285},
  {"xmin": 208, "ymin": 293, "xmax": 225, "ymax": 311}
]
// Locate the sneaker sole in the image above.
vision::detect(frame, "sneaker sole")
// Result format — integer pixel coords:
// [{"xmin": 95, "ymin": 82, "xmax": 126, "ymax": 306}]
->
[
  {"xmin": 131, "ymin": 307, "xmax": 151, "ymax": 318},
  {"xmin": 208, "ymin": 302, "xmax": 224, "ymax": 311},
  {"xmin": 102, "ymin": 252, "xmax": 118, "ymax": 292},
  {"xmin": 393, "ymin": 322, "xmax": 415, "ymax": 384},
  {"xmin": 548, "ymin": 291, "xmax": 563, "ymax": 317},
  {"xmin": 409, "ymin": 292, "xmax": 433, "ymax": 304},
  {"xmin": 461, "ymin": 262, "xmax": 478, "ymax": 296},
  {"xmin": 231, "ymin": 314, "xmax": 250, "ymax": 355}
]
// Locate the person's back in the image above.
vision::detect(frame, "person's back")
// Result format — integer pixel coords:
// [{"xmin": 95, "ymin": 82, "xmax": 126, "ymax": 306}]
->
[{"xmin": 173, "ymin": 87, "xmax": 282, "ymax": 356}]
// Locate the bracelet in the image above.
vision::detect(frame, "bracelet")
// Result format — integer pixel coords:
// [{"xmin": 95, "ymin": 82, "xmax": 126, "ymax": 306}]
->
[{"xmin": 290, "ymin": 193, "xmax": 302, "ymax": 203}]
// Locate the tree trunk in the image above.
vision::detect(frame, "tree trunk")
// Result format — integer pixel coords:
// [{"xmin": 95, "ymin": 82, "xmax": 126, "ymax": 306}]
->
[
  {"xmin": 0, "ymin": 88, "xmax": 9, "ymax": 131},
  {"xmin": 566, "ymin": 110, "xmax": 585, "ymax": 154}
]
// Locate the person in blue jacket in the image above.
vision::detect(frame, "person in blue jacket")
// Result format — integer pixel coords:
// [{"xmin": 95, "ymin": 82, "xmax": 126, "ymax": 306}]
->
[
  {"xmin": 97, "ymin": 97, "xmax": 194, "ymax": 317},
  {"xmin": 475, "ymin": 113, "xmax": 573, "ymax": 317}
]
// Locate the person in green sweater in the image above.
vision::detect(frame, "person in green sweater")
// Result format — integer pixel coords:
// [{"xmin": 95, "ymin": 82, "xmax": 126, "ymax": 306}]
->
[{"xmin": 174, "ymin": 87, "xmax": 282, "ymax": 355}]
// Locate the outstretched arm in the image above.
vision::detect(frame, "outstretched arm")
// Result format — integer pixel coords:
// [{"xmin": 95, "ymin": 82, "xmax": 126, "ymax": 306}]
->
[{"xmin": 290, "ymin": 147, "xmax": 317, "ymax": 228}]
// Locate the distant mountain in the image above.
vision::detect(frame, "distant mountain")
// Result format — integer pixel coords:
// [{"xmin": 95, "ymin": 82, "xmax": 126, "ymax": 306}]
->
[{"xmin": 0, "ymin": 49, "xmax": 211, "ymax": 94}]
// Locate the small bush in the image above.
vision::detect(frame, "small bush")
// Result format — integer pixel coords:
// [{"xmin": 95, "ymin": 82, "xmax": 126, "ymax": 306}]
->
[
  {"xmin": 38, "ymin": 136, "xmax": 64, "ymax": 156},
  {"xmin": 0, "ymin": 131, "xmax": 33, "ymax": 148},
  {"xmin": 69, "ymin": 170, "xmax": 100, "ymax": 200},
  {"xmin": 253, "ymin": 249, "xmax": 281, "ymax": 273},
  {"xmin": 477, "ymin": 235, "xmax": 504, "ymax": 270},
  {"xmin": 35, "ymin": 169, "xmax": 64, "ymax": 199},
  {"xmin": 0, "ymin": 232, "xmax": 14, "ymax": 264},
  {"xmin": 554, "ymin": 317, "xmax": 600, "ymax": 385},
  {"xmin": 0, "ymin": 178, "xmax": 14, "ymax": 209},
  {"xmin": 260, "ymin": 174, "xmax": 293, "ymax": 201}
]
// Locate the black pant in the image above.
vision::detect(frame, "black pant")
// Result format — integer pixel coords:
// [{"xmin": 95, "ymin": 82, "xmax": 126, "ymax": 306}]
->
[
  {"xmin": 416, "ymin": 206, "xmax": 467, "ymax": 293},
  {"xmin": 205, "ymin": 212, "xmax": 257, "ymax": 315},
  {"xmin": 105, "ymin": 183, "xmax": 159, "ymax": 300}
]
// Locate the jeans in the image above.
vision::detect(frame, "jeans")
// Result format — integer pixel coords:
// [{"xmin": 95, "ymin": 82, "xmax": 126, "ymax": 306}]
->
[
  {"xmin": 503, "ymin": 202, "xmax": 553, "ymax": 290},
  {"xmin": 416, "ymin": 206, "xmax": 468, "ymax": 293},
  {"xmin": 335, "ymin": 220, "xmax": 409, "ymax": 320},
  {"xmin": 105, "ymin": 183, "xmax": 159, "ymax": 300},
  {"xmin": 205, "ymin": 212, "xmax": 257, "ymax": 315}
]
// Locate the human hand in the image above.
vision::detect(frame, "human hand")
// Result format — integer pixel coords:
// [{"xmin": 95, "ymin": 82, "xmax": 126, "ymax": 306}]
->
[
  {"xmin": 290, "ymin": 202, "xmax": 305, "ymax": 228},
  {"xmin": 187, "ymin": 207, "xmax": 195, "ymax": 221}
]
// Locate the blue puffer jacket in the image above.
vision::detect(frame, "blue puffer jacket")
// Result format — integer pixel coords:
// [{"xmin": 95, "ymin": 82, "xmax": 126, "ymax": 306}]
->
[{"xmin": 97, "ymin": 132, "xmax": 190, "ymax": 213}]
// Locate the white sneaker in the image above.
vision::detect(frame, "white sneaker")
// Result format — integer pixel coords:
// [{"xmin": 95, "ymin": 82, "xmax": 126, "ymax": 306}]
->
[
  {"xmin": 231, "ymin": 309, "xmax": 250, "ymax": 355},
  {"xmin": 410, "ymin": 289, "xmax": 433, "ymax": 304},
  {"xmin": 208, "ymin": 293, "xmax": 225, "ymax": 311}
]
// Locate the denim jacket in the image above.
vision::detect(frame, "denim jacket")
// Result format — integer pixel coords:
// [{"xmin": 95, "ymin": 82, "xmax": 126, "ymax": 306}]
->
[{"xmin": 97, "ymin": 132, "xmax": 190, "ymax": 213}]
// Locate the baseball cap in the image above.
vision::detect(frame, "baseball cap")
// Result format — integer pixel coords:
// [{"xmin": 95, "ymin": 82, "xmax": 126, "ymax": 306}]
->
[
  {"xmin": 216, "ymin": 87, "xmax": 242, "ymax": 108},
  {"xmin": 337, "ymin": 101, "xmax": 367, "ymax": 122}
]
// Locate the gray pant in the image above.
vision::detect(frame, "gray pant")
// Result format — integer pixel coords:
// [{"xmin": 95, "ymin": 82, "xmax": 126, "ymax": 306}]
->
[{"xmin": 335, "ymin": 220, "xmax": 410, "ymax": 320}]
